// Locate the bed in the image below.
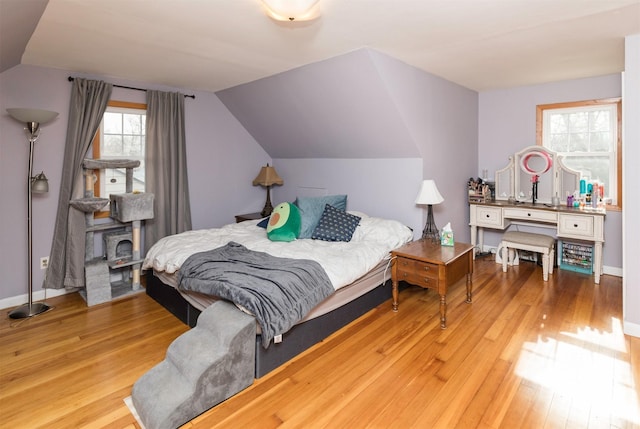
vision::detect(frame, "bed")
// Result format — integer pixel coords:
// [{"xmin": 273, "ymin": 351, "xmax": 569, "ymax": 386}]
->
[
  {"xmin": 143, "ymin": 202, "xmax": 413, "ymax": 377},
  {"xmin": 132, "ymin": 199, "xmax": 414, "ymax": 428}
]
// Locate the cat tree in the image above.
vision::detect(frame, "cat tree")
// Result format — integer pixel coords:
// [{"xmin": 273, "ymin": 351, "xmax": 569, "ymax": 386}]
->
[{"xmin": 70, "ymin": 159, "xmax": 153, "ymax": 306}]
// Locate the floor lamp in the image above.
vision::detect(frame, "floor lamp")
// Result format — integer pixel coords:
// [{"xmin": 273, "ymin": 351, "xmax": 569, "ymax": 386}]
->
[
  {"xmin": 415, "ymin": 179, "xmax": 444, "ymax": 243},
  {"xmin": 7, "ymin": 108, "xmax": 58, "ymax": 319}
]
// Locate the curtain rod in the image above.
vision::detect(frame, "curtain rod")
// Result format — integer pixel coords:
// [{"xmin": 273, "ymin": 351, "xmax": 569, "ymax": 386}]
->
[{"xmin": 67, "ymin": 77, "xmax": 196, "ymax": 99}]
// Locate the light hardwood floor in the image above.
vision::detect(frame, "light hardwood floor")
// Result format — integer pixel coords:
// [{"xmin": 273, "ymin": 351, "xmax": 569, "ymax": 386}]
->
[{"xmin": 1, "ymin": 257, "xmax": 638, "ymax": 428}]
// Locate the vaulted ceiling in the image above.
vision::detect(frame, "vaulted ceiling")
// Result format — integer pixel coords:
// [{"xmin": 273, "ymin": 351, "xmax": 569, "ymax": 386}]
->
[{"xmin": 1, "ymin": 0, "xmax": 639, "ymax": 93}]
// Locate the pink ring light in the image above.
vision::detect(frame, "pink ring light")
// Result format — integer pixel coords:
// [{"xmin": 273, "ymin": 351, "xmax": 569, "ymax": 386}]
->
[{"xmin": 520, "ymin": 150, "xmax": 552, "ymax": 175}]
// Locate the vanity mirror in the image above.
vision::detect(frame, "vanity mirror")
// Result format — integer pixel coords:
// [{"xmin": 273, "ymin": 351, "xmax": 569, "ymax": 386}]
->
[
  {"xmin": 520, "ymin": 149, "xmax": 552, "ymax": 175},
  {"xmin": 495, "ymin": 145, "xmax": 580, "ymax": 205}
]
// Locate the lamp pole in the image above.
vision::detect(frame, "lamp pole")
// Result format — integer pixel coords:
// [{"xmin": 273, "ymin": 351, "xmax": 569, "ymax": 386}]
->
[
  {"xmin": 9, "ymin": 123, "xmax": 50, "ymax": 318},
  {"xmin": 7, "ymin": 108, "xmax": 58, "ymax": 319}
]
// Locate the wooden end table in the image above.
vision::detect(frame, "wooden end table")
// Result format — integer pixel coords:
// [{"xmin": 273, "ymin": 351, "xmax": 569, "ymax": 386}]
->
[
  {"xmin": 391, "ymin": 240, "xmax": 474, "ymax": 329},
  {"xmin": 235, "ymin": 212, "xmax": 264, "ymax": 223}
]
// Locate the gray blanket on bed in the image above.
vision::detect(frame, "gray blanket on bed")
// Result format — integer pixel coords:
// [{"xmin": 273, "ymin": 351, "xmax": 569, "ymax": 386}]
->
[{"xmin": 177, "ymin": 242, "xmax": 334, "ymax": 348}]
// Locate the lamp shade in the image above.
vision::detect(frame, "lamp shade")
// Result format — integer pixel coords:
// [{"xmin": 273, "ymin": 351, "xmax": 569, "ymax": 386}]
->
[
  {"xmin": 31, "ymin": 172, "xmax": 49, "ymax": 193},
  {"xmin": 253, "ymin": 164, "xmax": 284, "ymax": 187},
  {"xmin": 261, "ymin": 0, "xmax": 320, "ymax": 21},
  {"xmin": 415, "ymin": 180, "xmax": 444, "ymax": 205},
  {"xmin": 7, "ymin": 108, "xmax": 58, "ymax": 124}
]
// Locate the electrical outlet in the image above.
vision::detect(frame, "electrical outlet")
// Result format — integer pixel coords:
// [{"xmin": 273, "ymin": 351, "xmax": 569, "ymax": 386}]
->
[{"xmin": 40, "ymin": 256, "xmax": 49, "ymax": 270}]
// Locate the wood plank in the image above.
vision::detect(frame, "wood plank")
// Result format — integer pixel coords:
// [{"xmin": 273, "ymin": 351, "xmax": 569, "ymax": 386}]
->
[{"xmin": 0, "ymin": 259, "xmax": 636, "ymax": 429}]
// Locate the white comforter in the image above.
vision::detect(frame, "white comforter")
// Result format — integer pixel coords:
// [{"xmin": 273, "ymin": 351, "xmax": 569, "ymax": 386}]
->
[{"xmin": 143, "ymin": 212, "xmax": 413, "ymax": 290}]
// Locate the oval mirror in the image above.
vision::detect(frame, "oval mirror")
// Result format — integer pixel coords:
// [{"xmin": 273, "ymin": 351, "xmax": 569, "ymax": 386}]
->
[{"xmin": 520, "ymin": 150, "xmax": 552, "ymax": 175}]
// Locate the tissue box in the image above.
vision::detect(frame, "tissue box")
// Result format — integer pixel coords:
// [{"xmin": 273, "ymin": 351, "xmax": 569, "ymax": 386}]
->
[{"xmin": 441, "ymin": 230, "xmax": 454, "ymax": 246}]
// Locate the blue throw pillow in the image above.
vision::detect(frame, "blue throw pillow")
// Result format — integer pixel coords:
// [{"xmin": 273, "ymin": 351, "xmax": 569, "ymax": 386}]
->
[
  {"xmin": 311, "ymin": 204, "xmax": 361, "ymax": 242},
  {"xmin": 295, "ymin": 194, "xmax": 347, "ymax": 239}
]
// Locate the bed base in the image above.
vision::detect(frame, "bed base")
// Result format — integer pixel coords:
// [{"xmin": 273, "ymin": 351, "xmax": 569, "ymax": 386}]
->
[{"xmin": 146, "ymin": 273, "xmax": 397, "ymax": 378}]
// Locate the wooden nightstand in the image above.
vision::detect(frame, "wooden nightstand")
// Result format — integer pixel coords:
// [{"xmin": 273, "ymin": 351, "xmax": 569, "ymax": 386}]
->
[
  {"xmin": 391, "ymin": 239, "xmax": 474, "ymax": 329},
  {"xmin": 235, "ymin": 212, "xmax": 265, "ymax": 223}
]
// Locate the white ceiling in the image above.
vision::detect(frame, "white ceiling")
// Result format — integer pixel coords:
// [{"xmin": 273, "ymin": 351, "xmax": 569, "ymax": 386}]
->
[{"xmin": 2, "ymin": 0, "xmax": 640, "ymax": 92}]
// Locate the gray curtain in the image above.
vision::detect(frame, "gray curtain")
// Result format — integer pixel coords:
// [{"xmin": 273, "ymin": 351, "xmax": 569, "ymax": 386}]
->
[
  {"xmin": 45, "ymin": 78, "xmax": 112, "ymax": 289},
  {"xmin": 144, "ymin": 90, "xmax": 192, "ymax": 252}
]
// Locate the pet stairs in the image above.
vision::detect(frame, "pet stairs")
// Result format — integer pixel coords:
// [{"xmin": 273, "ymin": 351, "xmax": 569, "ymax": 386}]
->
[{"xmin": 131, "ymin": 300, "xmax": 256, "ymax": 429}]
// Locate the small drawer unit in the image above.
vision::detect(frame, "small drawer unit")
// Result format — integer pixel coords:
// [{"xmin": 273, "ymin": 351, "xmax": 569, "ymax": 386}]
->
[
  {"xmin": 558, "ymin": 240, "xmax": 593, "ymax": 274},
  {"xmin": 395, "ymin": 257, "xmax": 439, "ymax": 289},
  {"xmin": 503, "ymin": 207, "xmax": 558, "ymax": 223},
  {"xmin": 471, "ymin": 205, "xmax": 504, "ymax": 228},
  {"xmin": 558, "ymin": 213, "xmax": 595, "ymax": 239}
]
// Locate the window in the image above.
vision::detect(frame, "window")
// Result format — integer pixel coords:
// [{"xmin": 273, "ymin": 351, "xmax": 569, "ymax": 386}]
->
[
  {"xmin": 536, "ymin": 98, "xmax": 622, "ymax": 209},
  {"xmin": 92, "ymin": 101, "xmax": 146, "ymax": 216}
]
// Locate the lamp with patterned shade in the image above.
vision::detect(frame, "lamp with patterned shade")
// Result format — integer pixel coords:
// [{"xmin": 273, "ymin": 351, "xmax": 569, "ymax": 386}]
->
[{"xmin": 253, "ymin": 164, "xmax": 284, "ymax": 217}]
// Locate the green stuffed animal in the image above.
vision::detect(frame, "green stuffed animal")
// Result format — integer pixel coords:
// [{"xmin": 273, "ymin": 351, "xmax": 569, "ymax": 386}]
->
[{"xmin": 266, "ymin": 202, "xmax": 301, "ymax": 242}]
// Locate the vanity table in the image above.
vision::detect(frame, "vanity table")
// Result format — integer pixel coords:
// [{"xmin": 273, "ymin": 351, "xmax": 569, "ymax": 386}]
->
[
  {"xmin": 472, "ymin": 145, "xmax": 606, "ymax": 284},
  {"xmin": 469, "ymin": 201, "xmax": 605, "ymax": 283}
]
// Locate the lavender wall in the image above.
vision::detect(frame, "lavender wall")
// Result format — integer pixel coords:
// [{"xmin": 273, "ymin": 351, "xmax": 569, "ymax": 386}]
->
[
  {"xmin": 0, "ymin": 65, "xmax": 271, "ymax": 304},
  {"xmin": 369, "ymin": 50, "xmax": 478, "ymax": 242},
  {"xmin": 478, "ymin": 74, "xmax": 623, "ymax": 273},
  {"xmin": 216, "ymin": 49, "xmax": 420, "ymax": 159},
  {"xmin": 272, "ymin": 158, "xmax": 424, "ymax": 234},
  {"xmin": 220, "ymin": 49, "xmax": 479, "ymax": 241}
]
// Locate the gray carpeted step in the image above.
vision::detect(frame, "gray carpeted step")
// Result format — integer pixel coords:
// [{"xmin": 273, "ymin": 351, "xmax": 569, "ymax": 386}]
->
[{"xmin": 131, "ymin": 300, "xmax": 256, "ymax": 429}]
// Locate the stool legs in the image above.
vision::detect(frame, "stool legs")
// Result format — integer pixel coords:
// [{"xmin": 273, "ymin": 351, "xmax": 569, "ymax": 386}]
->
[
  {"xmin": 502, "ymin": 243, "xmax": 508, "ymax": 273},
  {"xmin": 501, "ymin": 243, "xmax": 554, "ymax": 282},
  {"xmin": 542, "ymin": 246, "xmax": 556, "ymax": 281},
  {"xmin": 542, "ymin": 252, "xmax": 549, "ymax": 281}
]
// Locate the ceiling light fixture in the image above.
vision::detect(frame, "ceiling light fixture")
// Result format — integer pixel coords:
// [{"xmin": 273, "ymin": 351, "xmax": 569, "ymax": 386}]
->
[{"xmin": 261, "ymin": 0, "xmax": 320, "ymax": 21}]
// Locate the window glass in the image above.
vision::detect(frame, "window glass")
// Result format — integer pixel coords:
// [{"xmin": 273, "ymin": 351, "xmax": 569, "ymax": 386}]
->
[
  {"xmin": 538, "ymin": 99, "xmax": 621, "ymax": 208},
  {"xmin": 92, "ymin": 102, "xmax": 146, "ymax": 216}
]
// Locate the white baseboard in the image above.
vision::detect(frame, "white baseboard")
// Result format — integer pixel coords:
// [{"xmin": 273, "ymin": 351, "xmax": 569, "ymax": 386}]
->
[
  {"xmin": 624, "ymin": 320, "xmax": 640, "ymax": 338},
  {"xmin": 0, "ymin": 288, "xmax": 71, "ymax": 312},
  {"xmin": 602, "ymin": 266, "xmax": 623, "ymax": 277}
]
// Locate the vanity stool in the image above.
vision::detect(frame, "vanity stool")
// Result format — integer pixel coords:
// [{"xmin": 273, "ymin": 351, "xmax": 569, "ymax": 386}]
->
[{"xmin": 501, "ymin": 231, "xmax": 555, "ymax": 281}]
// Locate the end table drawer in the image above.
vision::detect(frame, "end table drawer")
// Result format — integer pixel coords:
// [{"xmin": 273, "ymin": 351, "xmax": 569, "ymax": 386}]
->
[{"xmin": 396, "ymin": 258, "xmax": 439, "ymax": 289}]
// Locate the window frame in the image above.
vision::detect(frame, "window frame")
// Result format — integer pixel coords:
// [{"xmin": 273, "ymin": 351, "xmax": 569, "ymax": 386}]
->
[
  {"xmin": 536, "ymin": 98, "xmax": 622, "ymax": 211},
  {"xmin": 92, "ymin": 100, "xmax": 147, "ymax": 218}
]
